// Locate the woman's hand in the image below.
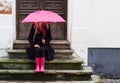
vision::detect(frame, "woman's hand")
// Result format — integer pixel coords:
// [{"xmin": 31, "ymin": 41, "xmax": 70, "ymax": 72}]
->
[
  {"xmin": 42, "ymin": 39, "xmax": 45, "ymax": 44},
  {"xmin": 34, "ymin": 44, "xmax": 40, "ymax": 48}
]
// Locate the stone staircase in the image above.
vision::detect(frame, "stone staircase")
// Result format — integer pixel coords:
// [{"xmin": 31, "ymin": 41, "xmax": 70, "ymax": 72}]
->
[{"xmin": 0, "ymin": 40, "xmax": 102, "ymax": 83}]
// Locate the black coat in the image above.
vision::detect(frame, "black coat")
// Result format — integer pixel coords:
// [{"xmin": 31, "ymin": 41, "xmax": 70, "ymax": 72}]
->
[{"xmin": 26, "ymin": 24, "xmax": 54, "ymax": 61}]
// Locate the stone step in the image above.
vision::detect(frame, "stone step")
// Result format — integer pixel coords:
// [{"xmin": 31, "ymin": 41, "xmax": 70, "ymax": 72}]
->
[
  {"xmin": 13, "ymin": 40, "xmax": 70, "ymax": 49},
  {"xmin": 0, "ymin": 67, "xmax": 93, "ymax": 81},
  {"xmin": 7, "ymin": 49, "xmax": 74, "ymax": 59},
  {"xmin": 0, "ymin": 75, "xmax": 102, "ymax": 83},
  {"xmin": 0, "ymin": 58, "xmax": 83, "ymax": 70}
]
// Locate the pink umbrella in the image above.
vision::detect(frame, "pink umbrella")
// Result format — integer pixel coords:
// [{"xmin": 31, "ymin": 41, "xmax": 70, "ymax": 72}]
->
[{"xmin": 22, "ymin": 10, "xmax": 65, "ymax": 23}]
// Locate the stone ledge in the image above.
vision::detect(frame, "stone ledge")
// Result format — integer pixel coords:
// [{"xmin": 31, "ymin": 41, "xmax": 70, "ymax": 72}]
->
[
  {"xmin": 0, "ymin": 58, "xmax": 83, "ymax": 70},
  {"xmin": 7, "ymin": 49, "xmax": 74, "ymax": 54},
  {"xmin": 0, "ymin": 67, "xmax": 92, "ymax": 75},
  {"xmin": 13, "ymin": 40, "xmax": 70, "ymax": 49},
  {"xmin": 0, "ymin": 75, "xmax": 102, "ymax": 83},
  {"xmin": 0, "ymin": 67, "xmax": 92, "ymax": 81},
  {"xmin": 0, "ymin": 58, "xmax": 83, "ymax": 63},
  {"xmin": 6, "ymin": 49, "xmax": 75, "ymax": 59},
  {"xmin": 14, "ymin": 40, "xmax": 70, "ymax": 44}
]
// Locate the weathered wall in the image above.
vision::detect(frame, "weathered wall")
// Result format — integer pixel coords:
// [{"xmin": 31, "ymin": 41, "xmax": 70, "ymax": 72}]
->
[
  {"xmin": 0, "ymin": 0, "xmax": 16, "ymax": 49},
  {"xmin": 87, "ymin": 0, "xmax": 120, "ymax": 78},
  {"xmin": 0, "ymin": 0, "xmax": 15, "ymax": 57},
  {"xmin": 88, "ymin": 48, "xmax": 120, "ymax": 78}
]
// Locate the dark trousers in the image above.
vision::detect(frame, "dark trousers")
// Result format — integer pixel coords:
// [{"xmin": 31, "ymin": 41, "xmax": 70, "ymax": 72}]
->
[{"xmin": 35, "ymin": 47, "xmax": 46, "ymax": 58}]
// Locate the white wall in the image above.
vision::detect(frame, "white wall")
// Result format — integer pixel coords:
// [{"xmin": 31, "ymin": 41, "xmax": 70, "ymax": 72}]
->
[
  {"xmin": 68, "ymin": 0, "xmax": 89, "ymax": 65},
  {"xmin": 0, "ymin": 0, "xmax": 15, "ymax": 49},
  {"xmin": 0, "ymin": 15, "xmax": 12, "ymax": 49},
  {"xmin": 69, "ymin": 0, "xmax": 120, "ymax": 65},
  {"xmin": 70, "ymin": 0, "xmax": 120, "ymax": 49},
  {"xmin": 88, "ymin": 0, "xmax": 120, "ymax": 48}
]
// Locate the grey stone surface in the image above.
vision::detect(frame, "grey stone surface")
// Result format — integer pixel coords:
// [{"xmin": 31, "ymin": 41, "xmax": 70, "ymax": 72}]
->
[
  {"xmin": 0, "ymin": 79, "xmax": 119, "ymax": 83},
  {"xmin": 0, "ymin": 81, "xmax": 95, "ymax": 83},
  {"xmin": 88, "ymin": 48, "xmax": 120, "ymax": 78},
  {"xmin": 0, "ymin": 50, "xmax": 9, "ymax": 58},
  {"xmin": 102, "ymin": 79, "xmax": 120, "ymax": 83}
]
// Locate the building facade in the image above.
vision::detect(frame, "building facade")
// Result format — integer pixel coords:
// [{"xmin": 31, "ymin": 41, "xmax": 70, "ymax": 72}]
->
[{"xmin": 0, "ymin": 0, "xmax": 120, "ymax": 78}]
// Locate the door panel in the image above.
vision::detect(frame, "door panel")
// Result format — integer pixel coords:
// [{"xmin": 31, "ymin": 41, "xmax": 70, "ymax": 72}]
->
[
  {"xmin": 19, "ymin": 0, "xmax": 40, "ymax": 10},
  {"xmin": 43, "ymin": 0, "xmax": 64, "ymax": 10},
  {"xmin": 43, "ymin": 0, "xmax": 67, "ymax": 39},
  {"xmin": 16, "ymin": 0, "xmax": 67, "ymax": 40},
  {"xmin": 18, "ymin": 14, "xmax": 32, "ymax": 39}
]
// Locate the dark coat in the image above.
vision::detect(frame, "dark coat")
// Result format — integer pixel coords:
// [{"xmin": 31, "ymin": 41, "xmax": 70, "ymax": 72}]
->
[{"xmin": 26, "ymin": 24, "xmax": 54, "ymax": 61}]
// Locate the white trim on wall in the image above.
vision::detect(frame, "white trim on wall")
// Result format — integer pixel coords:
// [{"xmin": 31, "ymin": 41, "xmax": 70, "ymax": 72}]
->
[
  {"xmin": 12, "ymin": 0, "xmax": 16, "ymax": 41},
  {"xmin": 67, "ymin": 0, "xmax": 73, "ymax": 43}
]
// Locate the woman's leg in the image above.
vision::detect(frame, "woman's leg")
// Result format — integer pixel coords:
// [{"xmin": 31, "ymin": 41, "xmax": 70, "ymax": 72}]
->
[
  {"xmin": 39, "ymin": 47, "xmax": 46, "ymax": 72},
  {"xmin": 40, "ymin": 57, "xmax": 45, "ymax": 72},
  {"xmin": 34, "ymin": 47, "xmax": 41, "ymax": 72}
]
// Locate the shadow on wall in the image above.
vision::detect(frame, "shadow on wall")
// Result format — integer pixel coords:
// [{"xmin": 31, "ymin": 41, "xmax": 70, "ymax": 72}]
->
[{"xmin": 88, "ymin": 48, "xmax": 120, "ymax": 79}]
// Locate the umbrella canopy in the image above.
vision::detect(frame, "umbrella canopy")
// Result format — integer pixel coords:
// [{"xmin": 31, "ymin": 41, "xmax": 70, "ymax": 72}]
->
[{"xmin": 22, "ymin": 10, "xmax": 65, "ymax": 23}]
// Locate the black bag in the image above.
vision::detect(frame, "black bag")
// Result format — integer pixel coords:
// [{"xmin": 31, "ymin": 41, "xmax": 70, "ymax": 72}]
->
[
  {"xmin": 46, "ymin": 44, "xmax": 54, "ymax": 61},
  {"xmin": 26, "ymin": 47, "xmax": 35, "ymax": 60}
]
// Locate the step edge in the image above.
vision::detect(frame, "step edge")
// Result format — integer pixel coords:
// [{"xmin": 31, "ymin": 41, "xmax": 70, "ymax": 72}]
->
[
  {"xmin": 0, "ymin": 58, "xmax": 83, "ymax": 63},
  {"xmin": 7, "ymin": 49, "xmax": 74, "ymax": 53},
  {"xmin": 0, "ymin": 67, "xmax": 92, "ymax": 74},
  {"xmin": 14, "ymin": 40, "xmax": 70, "ymax": 44},
  {"xmin": 0, "ymin": 81, "xmax": 99, "ymax": 83}
]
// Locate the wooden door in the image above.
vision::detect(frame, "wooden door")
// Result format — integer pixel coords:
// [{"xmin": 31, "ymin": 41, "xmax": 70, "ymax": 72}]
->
[{"xmin": 16, "ymin": 0, "xmax": 67, "ymax": 40}]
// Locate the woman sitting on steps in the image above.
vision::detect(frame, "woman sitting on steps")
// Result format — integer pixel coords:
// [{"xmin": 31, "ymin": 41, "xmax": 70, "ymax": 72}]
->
[{"xmin": 27, "ymin": 22, "xmax": 54, "ymax": 72}]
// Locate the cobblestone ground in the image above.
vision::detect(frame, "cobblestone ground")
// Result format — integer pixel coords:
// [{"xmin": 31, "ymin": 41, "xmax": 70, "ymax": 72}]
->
[
  {"xmin": 102, "ymin": 79, "xmax": 120, "ymax": 83},
  {"xmin": 0, "ymin": 79, "xmax": 120, "ymax": 83}
]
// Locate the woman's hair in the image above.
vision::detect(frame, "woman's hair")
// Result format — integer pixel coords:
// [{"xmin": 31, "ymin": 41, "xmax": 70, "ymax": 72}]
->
[{"xmin": 34, "ymin": 22, "xmax": 48, "ymax": 38}]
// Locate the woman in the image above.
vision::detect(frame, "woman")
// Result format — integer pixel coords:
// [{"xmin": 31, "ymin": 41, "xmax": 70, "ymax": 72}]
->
[{"xmin": 27, "ymin": 22, "xmax": 53, "ymax": 72}]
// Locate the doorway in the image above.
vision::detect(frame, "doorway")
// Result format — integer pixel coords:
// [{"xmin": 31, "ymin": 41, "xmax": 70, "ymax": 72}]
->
[{"xmin": 16, "ymin": 0, "xmax": 67, "ymax": 40}]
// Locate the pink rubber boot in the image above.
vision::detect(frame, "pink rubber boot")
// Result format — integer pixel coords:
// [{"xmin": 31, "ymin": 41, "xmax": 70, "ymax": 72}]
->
[
  {"xmin": 35, "ymin": 58, "xmax": 40, "ymax": 72},
  {"xmin": 40, "ymin": 57, "xmax": 45, "ymax": 72}
]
